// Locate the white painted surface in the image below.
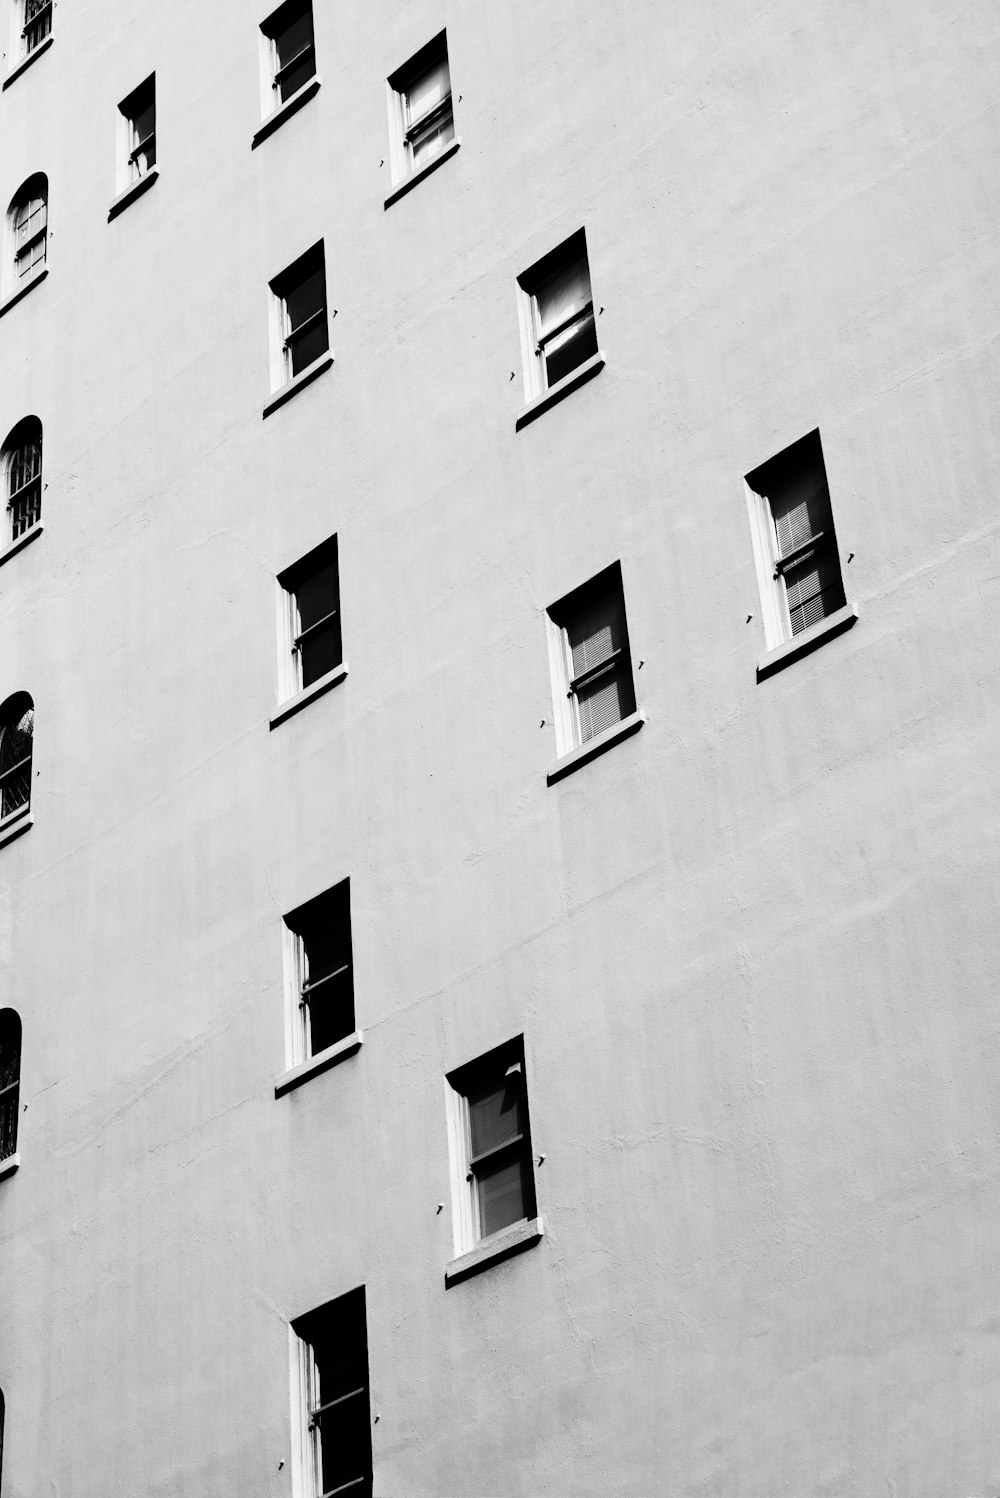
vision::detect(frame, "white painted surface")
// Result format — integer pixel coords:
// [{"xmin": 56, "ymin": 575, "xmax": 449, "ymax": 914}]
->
[{"xmin": 0, "ymin": 0, "xmax": 997, "ymax": 1493}]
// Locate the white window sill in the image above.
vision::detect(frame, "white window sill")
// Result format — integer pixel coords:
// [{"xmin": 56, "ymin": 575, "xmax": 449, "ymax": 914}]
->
[
  {"xmin": 0, "ymin": 810, "xmax": 32, "ymax": 851},
  {"xmin": 252, "ymin": 75, "xmax": 322, "ymax": 149},
  {"xmin": 547, "ymin": 709, "xmax": 645, "ymax": 786},
  {"xmin": 270, "ymin": 662, "xmax": 347, "ymax": 730},
  {"xmin": 0, "ymin": 1152, "xmax": 19, "ymax": 1183},
  {"xmin": 445, "ymin": 1216, "xmax": 544, "ymax": 1287},
  {"xmin": 263, "ymin": 350, "xmax": 333, "ymax": 419},
  {"xmin": 0, "ymin": 267, "xmax": 47, "ymax": 320},
  {"xmin": 384, "ymin": 137, "xmax": 461, "ymax": 210},
  {"xmin": 108, "ymin": 168, "xmax": 159, "ymax": 222},
  {"xmin": 275, "ymin": 1030, "xmax": 363, "ymax": 1098},
  {"xmin": 0, "ymin": 520, "xmax": 42, "ymax": 569},
  {"xmin": 756, "ymin": 602, "xmax": 858, "ymax": 683},
  {"xmin": 2, "ymin": 33, "xmax": 53, "ymax": 89},
  {"xmin": 515, "ymin": 351, "xmax": 605, "ymax": 432}
]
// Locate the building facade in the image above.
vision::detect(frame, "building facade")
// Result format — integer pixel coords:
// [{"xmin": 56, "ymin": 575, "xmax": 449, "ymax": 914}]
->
[{"xmin": 0, "ymin": 0, "xmax": 999, "ymax": 1493}]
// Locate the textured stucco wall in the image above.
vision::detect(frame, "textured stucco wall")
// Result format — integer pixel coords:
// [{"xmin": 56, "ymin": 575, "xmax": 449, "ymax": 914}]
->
[{"xmin": 0, "ymin": 0, "xmax": 998, "ymax": 1494}]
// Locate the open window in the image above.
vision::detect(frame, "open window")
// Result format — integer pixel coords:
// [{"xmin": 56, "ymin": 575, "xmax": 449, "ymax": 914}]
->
[
  {"xmin": 282, "ymin": 878, "xmax": 356, "ymax": 1073},
  {"xmin": 268, "ymin": 241, "xmax": 330, "ymax": 395},
  {"xmin": 1, "ymin": 416, "xmax": 41, "ymax": 546},
  {"xmin": 119, "ymin": 75, "xmax": 156, "ymax": 188},
  {"xmin": 261, "ymin": 0, "xmax": 316, "ymax": 110},
  {"xmin": 517, "ymin": 229, "xmax": 599, "ymax": 406},
  {"xmin": 0, "ymin": 693, "xmax": 32, "ymax": 829},
  {"xmin": 446, "ymin": 1036, "xmax": 538, "ymax": 1266},
  {"xmin": 0, "ymin": 1009, "xmax": 20, "ymax": 1167},
  {"xmin": 276, "ymin": 534, "xmax": 342, "ymax": 708},
  {"xmin": 291, "ymin": 1287, "xmax": 372, "ymax": 1498},
  {"xmin": 745, "ymin": 429, "xmax": 852, "ymax": 672},
  {"xmin": 547, "ymin": 562, "xmax": 637, "ymax": 758},
  {"xmin": 387, "ymin": 31, "xmax": 456, "ymax": 188}
]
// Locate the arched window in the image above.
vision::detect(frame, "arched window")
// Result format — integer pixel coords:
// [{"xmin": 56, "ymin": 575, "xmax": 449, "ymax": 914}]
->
[
  {"xmin": 0, "ymin": 694, "xmax": 32, "ymax": 826},
  {"xmin": 7, "ymin": 174, "xmax": 47, "ymax": 295},
  {"xmin": 1, "ymin": 417, "xmax": 41, "ymax": 542},
  {"xmin": 0, "ymin": 1010, "xmax": 20, "ymax": 1163}
]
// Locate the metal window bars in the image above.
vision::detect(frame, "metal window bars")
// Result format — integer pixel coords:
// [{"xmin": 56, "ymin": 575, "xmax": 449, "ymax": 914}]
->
[
  {"xmin": 23, "ymin": 0, "xmax": 51, "ymax": 53},
  {"xmin": 7, "ymin": 438, "xmax": 41, "ymax": 539}
]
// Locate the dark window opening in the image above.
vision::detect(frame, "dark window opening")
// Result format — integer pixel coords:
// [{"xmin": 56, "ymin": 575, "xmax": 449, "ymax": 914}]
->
[
  {"xmin": 294, "ymin": 1287, "xmax": 372, "ymax": 1498},
  {"xmin": 0, "ymin": 1010, "xmax": 21, "ymax": 1162},
  {"xmin": 286, "ymin": 879, "xmax": 355, "ymax": 1059},
  {"xmin": 265, "ymin": 0, "xmax": 316, "ymax": 104},
  {"xmin": 272, "ymin": 243, "xmax": 329, "ymax": 380},
  {"xmin": 747, "ymin": 430, "xmax": 846, "ymax": 638}
]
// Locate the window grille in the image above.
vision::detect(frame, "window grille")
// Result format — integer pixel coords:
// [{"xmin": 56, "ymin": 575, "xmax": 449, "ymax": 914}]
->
[
  {"xmin": 0, "ymin": 1011, "xmax": 20, "ymax": 1162},
  {"xmin": 5, "ymin": 418, "xmax": 42, "ymax": 540},
  {"xmin": 23, "ymin": 0, "xmax": 51, "ymax": 54},
  {"xmin": 0, "ymin": 698, "xmax": 33, "ymax": 823},
  {"xmin": 294, "ymin": 1288, "xmax": 372, "ymax": 1498}
]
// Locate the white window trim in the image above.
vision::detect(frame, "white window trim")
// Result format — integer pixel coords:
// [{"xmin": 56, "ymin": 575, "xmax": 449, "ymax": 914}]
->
[
  {"xmin": 281, "ymin": 918, "xmax": 307, "ymax": 1071},
  {"xmin": 744, "ymin": 476, "xmax": 791, "ymax": 652},
  {"xmin": 444, "ymin": 1077, "xmax": 476, "ymax": 1259},
  {"xmin": 545, "ymin": 610, "xmax": 581, "ymax": 760},
  {"xmin": 288, "ymin": 1324, "xmax": 317, "ymax": 1498},
  {"xmin": 7, "ymin": 0, "xmax": 49, "ymax": 68}
]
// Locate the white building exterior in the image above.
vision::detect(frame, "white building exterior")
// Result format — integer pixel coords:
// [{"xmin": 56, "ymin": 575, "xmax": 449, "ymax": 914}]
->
[{"xmin": 0, "ymin": 0, "xmax": 999, "ymax": 1493}]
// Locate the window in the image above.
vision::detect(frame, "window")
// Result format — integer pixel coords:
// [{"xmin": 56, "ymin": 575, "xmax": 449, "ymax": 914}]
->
[
  {"xmin": 278, "ymin": 535, "xmax": 342, "ymax": 704},
  {"xmin": 292, "ymin": 1287, "xmax": 372, "ymax": 1498},
  {"xmin": 387, "ymin": 32, "xmax": 455, "ymax": 183},
  {"xmin": 745, "ymin": 430, "xmax": 848, "ymax": 653},
  {"xmin": 119, "ymin": 76, "xmax": 156, "ymax": 188},
  {"xmin": 262, "ymin": 0, "xmax": 316, "ymax": 108},
  {"xmin": 0, "ymin": 694, "xmax": 32, "ymax": 827},
  {"xmin": 270, "ymin": 242, "xmax": 329, "ymax": 389},
  {"xmin": 518, "ymin": 229, "xmax": 599, "ymax": 402},
  {"xmin": 284, "ymin": 879, "xmax": 355, "ymax": 1067},
  {"xmin": 2, "ymin": 416, "xmax": 41, "ymax": 544},
  {"xmin": 447, "ymin": 1038, "xmax": 537, "ymax": 1258},
  {"xmin": 5, "ymin": 174, "xmax": 47, "ymax": 299},
  {"xmin": 20, "ymin": 0, "xmax": 51, "ymax": 57},
  {"xmin": 0, "ymin": 1010, "xmax": 20, "ymax": 1164},
  {"xmin": 547, "ymin": 563, "xmax": 636, "ymax": 758}
]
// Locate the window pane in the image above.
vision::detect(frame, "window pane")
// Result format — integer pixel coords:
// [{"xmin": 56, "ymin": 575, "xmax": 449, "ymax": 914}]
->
[
  {"xmin": 410, "ymin": 110, "xmax": 454, "ymax": 170},
  {"xmin": 308, "ymin": 965, "xmax": 354, "ymax": 1055},
  {"xmin": 783, "ymin": 546, "xmax": 846, "ymax": 635},
  {"xmin": 770, "ymin": 466, "xmax": 833, "ymax": 557},
  {"xmin": 275, "ymin": 10, "xmax": 314, "ymax": 100},
  {"xmin": 406, "ymin": 57, "xmax": 450, "ymax": 125},
  {"xmin": 476, "ymin": 1151, "xmax": 533, "ymax": 1238},
  {"xmin": 296, "ymin": 559, "xmax": 339, "ymax": 633},
  {"xmin": 300, "ymin": 617, "xmax": 342, "ymax": 688},
  {"xmin": 318, "ymin": 1396, "xmax": 372, "ymax": 1496},
  {"xmin": 133, "ymin": 101, "xmax": 155, "ymax": 145},
  {"xmin": 285, "ymin": 268, "xmax": 324, "ymax": 333},
  {"xmin": 543, "ymin": 313, "xmax": 598, "ymax": 388},
  {"xmin": 536, "ymin": 259, "xmax": 591, "ymax": 340},
  {"xmin": 289, "ymin": 321, "xmax": 328, "ymax": 376},
  {"xmin": 576, "ymin": 667, "xmax": 634, "ymax": 742},
  {"xmin": 569, "ymin": 597, "xmax": 628, "ymax": 678},
  {"xmin": 14, "ymin": 198, "xmax": 45, "ymax": 249},
  {"xmin": 469, "ymin": 1078, "xmax": 524, "ymax": 1157}
]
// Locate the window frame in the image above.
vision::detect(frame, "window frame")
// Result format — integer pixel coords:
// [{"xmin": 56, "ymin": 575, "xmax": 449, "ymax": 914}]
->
[
  {"xmin": 744, "ymin": 429, "xmax": 850, "ymax": 658},
  {"xmin": 1, "ymin": 416, "xmax": 42, "ymax": 550},
  {"xmin": 4, "ymin": 174, "xmax": 47, "ymax": 304},
  {"xmin": 546, "ymin": 562, "xmax": 637, "ymax": 761},
  {"xmin": 281, "ymin": 878, "xmax": 357, "ymax": 1078},
  {"xmin": 386, "ymin": 31, "xmax": 456, "ymax": 188},
  {"xmin": 116, "ymin": 75, "xmax": 156, "ymax": 195},
  {"xmin": 260, "ymin": 0, "xmax": 317, "ymax": 118},
  {"xmin": 517, "ymin": 229, "xmax": 599, "ymax": 405},
  {"xmin": 0, "ymin": 693, "xmax": 33, "ymax": 832},
  {"xmin": 289, "ymin": 1288, "xmax": 372, "ymax": 1498},
  {"xmin": 276, "ymin": 534, "xmax": 343, "ymax": 709},
  {"xmin": 15, "ymin": 0, "xmax": 50, "ymax": 60},
  {"xmin": 0, "ymin": 1009, "xmax": 21, "ymax": 1170},
  {"xmin": 446, "ymin": 1037, "xmax": 537, "ymax": 1261},
  {"xmin": 268, "ymin": 241, "xmax": 330, "ymax": 395}
]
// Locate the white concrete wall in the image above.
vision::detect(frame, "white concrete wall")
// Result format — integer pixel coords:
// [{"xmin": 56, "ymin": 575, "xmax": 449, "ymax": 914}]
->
[{"xmin": 0, "ymin": 0, "xmax": 998, "ymax": 1492}]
